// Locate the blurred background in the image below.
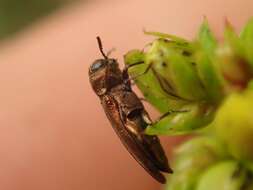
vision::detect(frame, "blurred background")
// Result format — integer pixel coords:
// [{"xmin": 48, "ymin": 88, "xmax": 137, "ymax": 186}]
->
[{"xmin": 0, "ymin": 0, "xmax": 252, "ymax": 189}]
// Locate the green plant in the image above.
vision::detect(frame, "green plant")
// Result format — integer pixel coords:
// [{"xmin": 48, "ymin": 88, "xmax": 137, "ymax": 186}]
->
[{"xmin": 124, "ymin": 18, "xmax": 253, "ymax": 189}]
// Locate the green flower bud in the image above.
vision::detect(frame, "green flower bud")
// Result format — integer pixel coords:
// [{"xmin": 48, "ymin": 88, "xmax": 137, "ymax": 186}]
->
[
  {"xmin": 214, "ymin": 89, "xmax": 253, "ymax": 162},
  {"xmin": 125, "ymin": 48, "xmax": 217, "ymax": 136},
  {"xmin": 124, "ymin": 49, "xmax": 186, "ymax": 113},
  {"xmin": 216, "ymin": 44, "xmax": 251, "ymax": 90},
  {"xmin": 221, "ymin": 22, "xmax": 253, "ymax": 89},
  {"xmin": 166, "ymin": 136, "xmax": 226, "ymax": 190},
  {"xmin": 145, "ymin": 39, "xmax": 206, "ymax": 101},
  {"xmin": 196, "ymin": 161, "xmax": 253, "ymax": 190}
]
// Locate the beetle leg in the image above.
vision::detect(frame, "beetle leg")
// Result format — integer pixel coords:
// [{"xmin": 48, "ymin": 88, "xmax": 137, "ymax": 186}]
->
[
  {"xmin": 122, "ymin": 61, "xmax": 152, "ymax": 87},
  {"xmin": 122, "ymin": 61, "xmax": 145, "ymax": 81},
  {"xmin": 131, "ymin": 63, "xmax": 152, "ymax": 81},
  {"xmin": 141, "ymin": 110, "xmax": 153, "ymax": 125},
  {"xmin": 152, "ymin": 109, "xmax": 189, "ymax": 125}
]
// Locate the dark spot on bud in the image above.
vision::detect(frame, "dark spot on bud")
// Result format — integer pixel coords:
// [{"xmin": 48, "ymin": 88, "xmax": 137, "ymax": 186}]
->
[
  {"xmin": 182, "ymin": 51, "xmax": 192, "ymax": 56},
  {"xmin": 158, "ymin": 38, "xmax": 170, "ymax": 43},
  {"xmin": 162, "ymin": 62, "xmax": 167, "ymax": 67},
  {"xmin": 163, "ymin": 39, "xmax": 170, "ymax": 43}
]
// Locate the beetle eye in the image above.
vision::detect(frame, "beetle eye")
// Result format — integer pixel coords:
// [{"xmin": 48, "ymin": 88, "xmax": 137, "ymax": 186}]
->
[{"xmin": 90, "ymin": 60, "xmax": 106, "ymax": 73}]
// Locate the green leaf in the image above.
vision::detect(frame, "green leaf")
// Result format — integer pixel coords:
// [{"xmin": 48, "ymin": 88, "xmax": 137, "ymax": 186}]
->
[
  {"xmin": 145, "ymin": 103, "xmax": 215, "ymax": 135},
  {"xmin": 240, "ymin": 18, "xmax": 253, "ymax": 40},
  {"xmin": 166, "ymin": 136, "xmax": 227, "ymax": 190},
  {"xmin": 240, "ymin": 18, "xmax": 253, "ymax": 67},
  {"xmin": 144, "ymin": 30, "xmax": 189, "ymax": 44},
  {"xmin": 198, "ymin": 18, "xmax": 217, "ymax": 56},
  {"xmin": 124, "ymin": 49, "xmax": 145, "ymax": 65},
  {"xmin": 195, "ymin": 50, "xmax": 224, "ymax": 103},
  {"xmin": 224, "ymin": 22, "xmax": 245, "ymax": 59},
  {"xmin": 194, "ymin": 18, "xmax": 224, "ymax": 103},
  {"xmin": 196, "ymin": 161, "xmax": 251, "ymax": 190}
]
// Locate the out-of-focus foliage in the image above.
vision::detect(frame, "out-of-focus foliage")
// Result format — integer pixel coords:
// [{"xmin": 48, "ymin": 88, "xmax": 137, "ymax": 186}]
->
[
  {"xmin": 214, "ymin": 89, "xmax": 253, "ymax": 162},
  {"xmin": 196, "ymin": 161, "xmax": 253, "ymax": 190},
  {"xmin": 166, "ymin": 136, "xmax": 227, "ymax": 190},
  {"xmin": 0, "ymin": 0, "xmax": 72, "ymax": 39}
]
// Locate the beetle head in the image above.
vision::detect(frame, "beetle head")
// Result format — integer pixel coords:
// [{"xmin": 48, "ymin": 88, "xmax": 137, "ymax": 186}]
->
[{"xmin": 89, "ymin": 37, "xmax": 123, "ymax": 96}]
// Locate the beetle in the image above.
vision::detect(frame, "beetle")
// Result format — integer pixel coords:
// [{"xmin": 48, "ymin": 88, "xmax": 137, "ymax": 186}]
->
[{"xmin": 88, "ymin": 36, "xmax": 172, "ymax": 183}]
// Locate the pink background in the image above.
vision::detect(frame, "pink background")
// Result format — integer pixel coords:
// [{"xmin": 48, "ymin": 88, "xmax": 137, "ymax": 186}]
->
[{"xmin": 0, "ymin": 0, "xmax": 252, "ymax": 189}]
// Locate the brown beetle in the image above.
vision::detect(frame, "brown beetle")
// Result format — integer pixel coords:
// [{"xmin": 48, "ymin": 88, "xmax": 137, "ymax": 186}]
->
[{"xmin": 88, "ymin": 37, "xmax": 172, "ymax": 183}]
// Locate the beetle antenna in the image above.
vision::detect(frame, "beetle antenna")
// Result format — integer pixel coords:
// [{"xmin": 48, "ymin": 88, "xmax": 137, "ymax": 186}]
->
[{"xmin": 96, "ymin": 36, "xmax": 108, "ymax": 59}]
